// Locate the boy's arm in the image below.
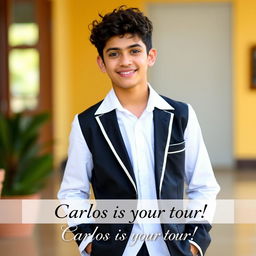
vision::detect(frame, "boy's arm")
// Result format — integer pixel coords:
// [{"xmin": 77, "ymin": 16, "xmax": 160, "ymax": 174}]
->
[
  {"xmin": 58, "ymin": 115, "xmax": 94, "ymax": 256},
  {"xmin": 184, "ymin": 104, "xmax": 220, "ymax": 255}
]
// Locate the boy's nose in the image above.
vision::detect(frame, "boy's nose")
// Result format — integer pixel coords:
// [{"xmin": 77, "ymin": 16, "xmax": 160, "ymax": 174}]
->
[{"xmin": 119, "ymin": 54, "xmax": 132, "ymax": 66}]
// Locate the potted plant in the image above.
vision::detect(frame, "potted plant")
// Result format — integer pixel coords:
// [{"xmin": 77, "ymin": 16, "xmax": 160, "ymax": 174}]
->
[{"xmin": 0, "ymin": 112, "xmax": 53, "ymax": 237}]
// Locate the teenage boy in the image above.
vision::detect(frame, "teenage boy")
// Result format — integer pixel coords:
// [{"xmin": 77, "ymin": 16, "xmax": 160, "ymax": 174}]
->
[{"xmin": 58, "ymin": 6, "xmax": 220, "ymax": 256}]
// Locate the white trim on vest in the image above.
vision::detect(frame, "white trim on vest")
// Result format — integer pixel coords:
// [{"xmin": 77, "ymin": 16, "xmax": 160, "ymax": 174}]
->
[
  {"xmin": 159, "ymin": 111, "xmax": 174, "ymax": 198},
  {"xmin": 95, "ymin": 115, "xmax": 137, "ymax": 194}
]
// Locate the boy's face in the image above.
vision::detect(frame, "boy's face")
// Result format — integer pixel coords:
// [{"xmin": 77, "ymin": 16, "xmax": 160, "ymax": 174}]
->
[{"xmin": 97, "ymin": 34, "xmax": 157, "ymax": 91}]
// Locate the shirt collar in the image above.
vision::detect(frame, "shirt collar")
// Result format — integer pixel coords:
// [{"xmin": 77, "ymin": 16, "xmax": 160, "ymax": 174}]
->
[{"xmin": 94, "ymin": 83, "xmax": 174, "ymax": 116}]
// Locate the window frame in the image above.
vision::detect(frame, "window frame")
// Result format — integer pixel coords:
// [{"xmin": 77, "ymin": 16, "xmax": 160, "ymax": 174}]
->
[{"xmin": 0, "ymin": 0, "xmax": 53, "ymax": 147}]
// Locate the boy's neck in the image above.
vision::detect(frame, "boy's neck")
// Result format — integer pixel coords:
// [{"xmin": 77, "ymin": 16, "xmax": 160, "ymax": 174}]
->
[{"xmin": 113, "ymin": 83, "xmax": 149, "ymax": 118}]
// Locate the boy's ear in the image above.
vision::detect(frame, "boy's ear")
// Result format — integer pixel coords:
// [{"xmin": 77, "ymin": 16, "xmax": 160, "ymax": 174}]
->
[
  {"xmin": 97, "ymin": 56, "xmax": 106, "ymax": 72},
  {"xmin": 148, "ymin": 48, "xmax": 157, "ymax": 67}
]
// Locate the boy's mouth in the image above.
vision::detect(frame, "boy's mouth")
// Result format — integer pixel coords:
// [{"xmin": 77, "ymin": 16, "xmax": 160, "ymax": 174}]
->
[{"xmin": 117, "ymin": 69, "xmax": 137, "ymax": 77}]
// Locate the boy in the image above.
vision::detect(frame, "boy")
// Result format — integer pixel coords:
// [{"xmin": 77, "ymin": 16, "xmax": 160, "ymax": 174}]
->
[{"xmin": 58, "ymin": 6, "xmax": 220, "ymax": 256}]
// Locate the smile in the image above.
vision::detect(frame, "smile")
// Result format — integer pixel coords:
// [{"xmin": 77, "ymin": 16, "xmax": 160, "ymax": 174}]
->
[{"xmin": 117, "ymin": 69, "xmax": 137, "ymax": 77}]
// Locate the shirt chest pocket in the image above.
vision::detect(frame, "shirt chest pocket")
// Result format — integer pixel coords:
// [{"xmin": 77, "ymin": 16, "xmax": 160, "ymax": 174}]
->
[{"xmin": 168, "ymin": 141, "xmax": 185, "ymax": 154}]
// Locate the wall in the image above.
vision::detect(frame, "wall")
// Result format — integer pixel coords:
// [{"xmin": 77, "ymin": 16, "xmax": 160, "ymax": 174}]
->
[
  {"xmin": 52, "ymin": 0, "xmax": 73, "ymax": 164},
  {"xmin": 52, "ymin": 0, "xmax": 256, "ymax": 165},
  {"xmin": 234, "ymin": 0, "xmax": 256, "ymax": 159}
]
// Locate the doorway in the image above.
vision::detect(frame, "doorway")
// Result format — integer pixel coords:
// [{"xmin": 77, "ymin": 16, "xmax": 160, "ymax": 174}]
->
[{"xmin": 148, "ymin": 3, "xmax": 233, "ymax": 167}]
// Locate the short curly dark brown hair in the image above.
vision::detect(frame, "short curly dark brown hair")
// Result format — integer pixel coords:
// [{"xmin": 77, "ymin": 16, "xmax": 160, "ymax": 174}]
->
[{"xmin": 89, "ymin": 6, "xmax": 153, "ymax": 59}]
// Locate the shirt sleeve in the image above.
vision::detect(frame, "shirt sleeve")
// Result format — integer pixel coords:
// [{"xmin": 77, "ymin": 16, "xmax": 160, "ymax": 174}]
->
[
  {"xmin": 184, "ymin": 104, "xmax": 220, "ymax": 256},
  {"xmin": 58, "ymin": 114, "xmax": 94, "ymax": 255},
  {"xmin": 184, "ymin": 104, "xmax": 220, "ymax": 200}
]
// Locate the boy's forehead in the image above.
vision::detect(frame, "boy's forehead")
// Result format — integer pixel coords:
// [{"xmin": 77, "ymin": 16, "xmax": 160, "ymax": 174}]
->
[{"xmin": 103, "ymin": 33, "xmax": 146, "ymax": 51}]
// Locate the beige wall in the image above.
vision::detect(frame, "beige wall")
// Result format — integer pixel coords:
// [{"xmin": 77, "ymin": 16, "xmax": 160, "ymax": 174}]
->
[{"xmin": 52, "ymin": 0, "xmax": 256, "ymax": 165}]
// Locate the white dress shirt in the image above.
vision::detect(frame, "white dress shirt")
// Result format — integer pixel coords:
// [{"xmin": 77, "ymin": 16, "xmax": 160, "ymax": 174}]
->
[{"xmin": 58, "ymin": 85, "xmax": 220, "ymax": 256}]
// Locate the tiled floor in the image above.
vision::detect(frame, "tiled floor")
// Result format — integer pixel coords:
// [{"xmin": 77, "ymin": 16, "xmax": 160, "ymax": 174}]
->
[{"xmin": 0, "ymin": 168, "xmax": 256, "ymax": 256}]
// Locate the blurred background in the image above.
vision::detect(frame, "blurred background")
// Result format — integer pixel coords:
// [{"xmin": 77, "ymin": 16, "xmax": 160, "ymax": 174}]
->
[{"xmin": 0, "ymin": 0, "xmax": 255, "ymax": 255}]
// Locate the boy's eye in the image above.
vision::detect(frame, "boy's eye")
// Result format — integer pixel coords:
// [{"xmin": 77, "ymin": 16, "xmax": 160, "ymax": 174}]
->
[
  {"xmin": 108, "ymin": 52, "xmax": 119, "ymax": 57},
  {"xmin": 130, "ymin": 49, "xmax": 141, "ymax": 54}
]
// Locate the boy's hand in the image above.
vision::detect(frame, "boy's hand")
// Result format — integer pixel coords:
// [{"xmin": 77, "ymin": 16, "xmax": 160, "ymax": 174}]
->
[
  {"xmin": 85, "ymin": 243, "xmax": 92, "ymax": 254},
  {"xmin": 190, "ymin": 244, "xmax": 199, "ymax": 255}
]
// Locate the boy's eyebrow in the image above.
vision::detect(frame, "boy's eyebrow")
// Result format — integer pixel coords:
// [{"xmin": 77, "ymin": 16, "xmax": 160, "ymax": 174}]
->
[{"xmin": 105, "ymin": 44, "xmax": 143, "ymax": 53}]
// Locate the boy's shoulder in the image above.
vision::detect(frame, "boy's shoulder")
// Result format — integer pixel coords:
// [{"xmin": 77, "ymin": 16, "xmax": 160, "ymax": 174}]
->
[
  {"xmin": 78, "ymin": 100, "xmax": 103, "ymax": 122},
  {"xmin": 160, "ymin": 95, "xmax": 189, "ymax": 131},
  {"xmin": 160, "ymin": 95, "xmax": 188, "ymax": 114}
]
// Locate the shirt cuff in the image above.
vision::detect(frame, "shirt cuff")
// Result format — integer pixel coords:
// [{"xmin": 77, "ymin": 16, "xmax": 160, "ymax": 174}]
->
[
  {"xmin": 79, "ymin": 235, "xmax": 93, "ymax": 256},
  {"xmin": 189, "ymin": 240, "xmax": 203, "ymax": 256}
]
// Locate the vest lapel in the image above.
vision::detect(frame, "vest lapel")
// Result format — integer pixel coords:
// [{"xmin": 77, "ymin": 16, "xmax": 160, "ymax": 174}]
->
[
  {"xmin": 95, "ymin": 110, "xmax": 137, "ymax": 193},
  {"xmin": 153, "ymin": 108, "xmax": 174, "ymax": 198}
]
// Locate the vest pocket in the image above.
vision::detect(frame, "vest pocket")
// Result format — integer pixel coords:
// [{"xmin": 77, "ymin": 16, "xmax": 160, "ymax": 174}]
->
[{"xmin": 168, "ymin": 141, "xmax": 185, "ymax": 154}]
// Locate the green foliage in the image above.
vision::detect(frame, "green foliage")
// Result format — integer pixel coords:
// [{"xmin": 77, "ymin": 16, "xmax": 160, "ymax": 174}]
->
[{"xmin": 0, "ymin": 112, "xmax": 53, "ymax": 195}]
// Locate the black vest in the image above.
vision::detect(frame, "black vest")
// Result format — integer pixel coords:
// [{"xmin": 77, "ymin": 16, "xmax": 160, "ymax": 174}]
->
[{"xmin": 72, "ymin": 96, "xmax": 210, "ymax": 255}]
